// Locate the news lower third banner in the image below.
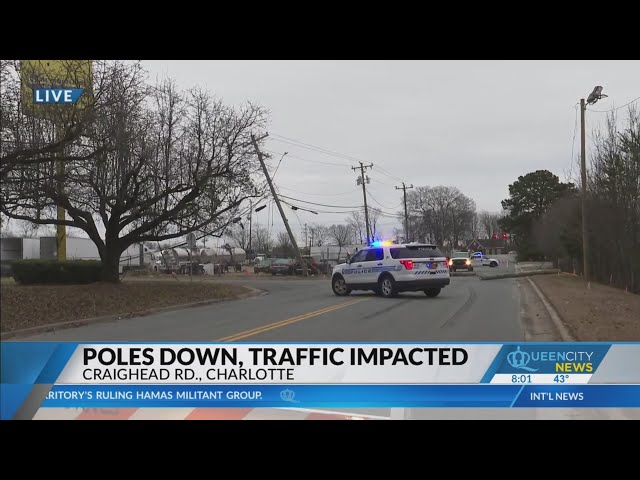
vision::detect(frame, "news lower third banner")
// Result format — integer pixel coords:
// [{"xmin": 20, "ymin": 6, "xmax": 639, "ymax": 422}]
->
[{"xmin": 2, "ymin": 342, "xmax": 640, "ymax": 419}]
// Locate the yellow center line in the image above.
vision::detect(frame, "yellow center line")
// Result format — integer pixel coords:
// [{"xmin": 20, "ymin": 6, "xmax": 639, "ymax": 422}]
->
[{"xmin": 216, "ymin": 298, "xmax": 368, "ymax": 342}]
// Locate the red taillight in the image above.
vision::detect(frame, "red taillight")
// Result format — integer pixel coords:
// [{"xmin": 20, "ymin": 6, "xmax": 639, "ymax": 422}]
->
[{"xmin": 399, "ymin": 260, "xmax": 414, "ymax": 270}]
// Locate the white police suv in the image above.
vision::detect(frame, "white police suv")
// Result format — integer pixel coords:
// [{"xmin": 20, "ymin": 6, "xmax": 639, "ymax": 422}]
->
[{"xmin": 331, "ymin": 242, "xmax": 451, "ymax": 298}]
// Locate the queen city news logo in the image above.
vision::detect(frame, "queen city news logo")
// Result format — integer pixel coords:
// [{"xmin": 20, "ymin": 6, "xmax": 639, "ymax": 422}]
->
[{"xmin": 507, "ymin": 346, "xmax": 594, "ymax": 373}]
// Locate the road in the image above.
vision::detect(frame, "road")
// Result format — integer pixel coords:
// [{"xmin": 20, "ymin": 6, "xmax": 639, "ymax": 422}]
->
[
  {"xmin": 20, "ymin": 266, "xmax": 523, "ymax": 343},
  {"xmin": 18, "ymin": 262, "xmax": 639, "ymax": 420}
]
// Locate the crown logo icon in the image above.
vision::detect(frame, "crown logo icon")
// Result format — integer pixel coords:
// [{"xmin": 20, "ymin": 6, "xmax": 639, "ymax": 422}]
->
[
  {"xmin": 280, "ymin": 389, "xmax": 297, "ymax": 402},
  {"xmin": 507, "ymin": 346, "xmax": 538, "ymax": 372}
]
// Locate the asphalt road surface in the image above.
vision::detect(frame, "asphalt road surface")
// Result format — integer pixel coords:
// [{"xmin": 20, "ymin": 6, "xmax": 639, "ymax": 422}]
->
[
  {"xmin": 18, "ymin": 262, "xmax": 640, "ymax": 420},
  {"xmin": 20, "ymin": 268, "xmax": 523, "ymax": 343}
]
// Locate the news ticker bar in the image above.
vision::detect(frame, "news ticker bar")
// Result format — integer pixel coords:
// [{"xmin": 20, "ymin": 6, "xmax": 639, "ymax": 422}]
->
[{"xmin": 41, "ymin": 384, "xmax": 640, "ymax": 409}]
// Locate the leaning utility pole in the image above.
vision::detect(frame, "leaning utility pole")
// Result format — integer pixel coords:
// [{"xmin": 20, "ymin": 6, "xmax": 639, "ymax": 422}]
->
[
  {"xmin": 395, "ymin": 182, "xmax": 414, "ymax": 242},
  {"xmin": 251, "ymin": 133, "xmax": 308, "ymax": 276},
  {"xmin": 352, "ymin": 162, "xmax": 373, "ymax": 244}
]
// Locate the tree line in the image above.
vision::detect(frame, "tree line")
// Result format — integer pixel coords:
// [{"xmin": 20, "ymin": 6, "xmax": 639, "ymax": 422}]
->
[{"xmin": 499, "ymin": 107, "xmax": 639, "ymax": 293}]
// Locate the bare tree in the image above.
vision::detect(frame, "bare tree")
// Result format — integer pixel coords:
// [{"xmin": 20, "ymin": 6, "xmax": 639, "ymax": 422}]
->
[
  {"xmin": 406, "ymin": 186, "xmax": 477, "ymax": 249},
  {"xmin": 1, "ymin": 61, "xmax": 268, "ymax": 281},
  {"xmin": 328, "ymin": 224, "xmax": 354, "ymax": 262},
  {"xmin": 347, "ymin": 210, "xmax": 366, "ymax": 243},
  {"xmin": 392, "ymin": 227, "xmax": 404, "ymax": 243},
  {"xmin": 227, "ymin": 224, "xmax": 249, "ymax": 250},
  {"xmin": 478, "ymin": 211, "xmax": 500, "ymax": 238},
  {"xmin": 19, "ymin": 220, "xmax": 39, "ymax": 238},
  {"xmin": 275, "ymin": 231, "xmax": 294, "ymax": 257},
  {"xmin": 253, "ymin": 226, "xmax": 273, "ymax": 255},
  {"xmin": 368, "ymin": 207, "xmax": 382, "ymax": 241},
  {"xmin": 469, "ymin": 211, "xmax": 481, "ymax": 240},
  {"xmin": 308, "ymin": 223, "xmax": 329, "ymax": 246}
]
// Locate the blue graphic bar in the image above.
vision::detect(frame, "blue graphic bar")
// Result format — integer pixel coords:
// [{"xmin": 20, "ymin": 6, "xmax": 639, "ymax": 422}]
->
[{"xmin": 40, "ymin": 384, "xmax": 640, "ymax": 409}]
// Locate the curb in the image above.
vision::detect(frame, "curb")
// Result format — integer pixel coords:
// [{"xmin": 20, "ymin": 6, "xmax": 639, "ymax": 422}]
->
[
  {"xmin": 478, "ymin": 270, "xmax": 560, "ymax": 280},
  {"xmin": 1, "ymin": 286, "xmax": 267, "ymax": 340},
  {"xmin": 526, "ymin": 277, "xmax": 575, "ymax": 341}
]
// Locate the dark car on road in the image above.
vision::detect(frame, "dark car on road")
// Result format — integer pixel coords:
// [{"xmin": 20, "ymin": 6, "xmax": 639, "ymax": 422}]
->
[
  {"xmin": 271, "ymin": 258, "xmax": 295, "ymax": 275},
  {"xmin": 449, "ymin": 251, "xmax": 473, "ymax": 272}
]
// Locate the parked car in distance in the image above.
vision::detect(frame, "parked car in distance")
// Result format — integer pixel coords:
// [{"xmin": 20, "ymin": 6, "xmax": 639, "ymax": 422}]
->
[
  {"xmin": 449, "ymin": 251, "xmax": 473, "ymax": 272},
  {"xmin": 254, "ymin": 257, "xmax": 273, "ymax": 274},
  {"xmin": 481, "ymin": 255, "xmax": 499, "ymax": 267},
  {"xmin": 271, "ymin": 258, "xmax": 295, "ymax": 275}
]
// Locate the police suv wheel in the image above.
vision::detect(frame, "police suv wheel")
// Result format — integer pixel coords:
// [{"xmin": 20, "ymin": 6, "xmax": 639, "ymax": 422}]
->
[
  {"xmin": 332, "ymin": 275, "xmax": 351, "ymax": 296},
  {"xmin": 379, "ymin": 275, "xmax": 397, "ymax": 298},
  {"xmin": 424, "ymin": 288, "xmax": 441, "ymax": 298}
]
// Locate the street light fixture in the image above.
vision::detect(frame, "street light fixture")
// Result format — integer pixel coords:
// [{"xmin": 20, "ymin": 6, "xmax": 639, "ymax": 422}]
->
[
  {"xmin": 586, "ymin": 86, "xmax": 607, "ymax": 105},
  {"xmin": 580, "ymin": 85, "xmax": 608, "ymax": 286}
]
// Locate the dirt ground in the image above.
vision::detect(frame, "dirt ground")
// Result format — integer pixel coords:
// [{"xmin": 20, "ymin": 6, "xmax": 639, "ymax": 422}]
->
[
  {"xmin": 530, "ymin": 273, "xmax": 640, "ymax": 341},
  {"xmin": 0, "ymin": 280, "xmax": 249, "ymax": 333}
]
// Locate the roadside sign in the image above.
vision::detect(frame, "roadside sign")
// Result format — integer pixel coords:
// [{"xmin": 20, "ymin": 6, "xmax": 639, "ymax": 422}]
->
[
  {"xmin": 20, "ymin": 60, "xmax": 93, "ymax": 117},
  {"xmin": 186, "ymin": 233, "xmax": 196, "ymax": 249}
]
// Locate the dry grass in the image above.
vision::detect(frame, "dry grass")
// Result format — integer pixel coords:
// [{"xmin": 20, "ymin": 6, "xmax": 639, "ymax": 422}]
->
[
  {"xmin": 0, "ymin": 280, "xmax": 249, "ymax": 333},
  {"xmin": 531, "ymin": 273, "xmax": 640, "ymax": 341}
]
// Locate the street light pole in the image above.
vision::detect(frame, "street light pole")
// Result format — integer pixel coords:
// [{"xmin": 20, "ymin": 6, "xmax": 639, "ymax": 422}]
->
[
  {"xmin": 579, "ymin": 86, "xmax": 608, "ymax": 287},
  {"xmin": 580, "ymin": 98, "xmax": 590, "ymax": 284}
]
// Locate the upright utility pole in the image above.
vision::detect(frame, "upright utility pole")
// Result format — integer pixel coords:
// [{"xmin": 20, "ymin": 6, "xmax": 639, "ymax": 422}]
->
[
  {"xmin": 56, "ymin": 126, "xmax": 66, "ymax": 260},
  {"xmin": 251, "ymin": 133, "xmax": 308, "ymax": 276},
  {"xmin": 248, "ymin": 199, "xmax": 252, "ymax": 261},
  {"xmin": 395, "ymin": 182, "xmax": 414, "ymax": 242},
  {"xmin": 352, "ymin": 162, "xmax": 373, "ymax": 244},
  {"xmin": 580, "ymin": 98, "xmax": 590, "ymax": 284}
]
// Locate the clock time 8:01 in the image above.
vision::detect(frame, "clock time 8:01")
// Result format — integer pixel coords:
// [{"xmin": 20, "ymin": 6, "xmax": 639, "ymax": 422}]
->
[{"xmin": 511, "ymin": 374, "xmax": 532, "ymax": 383}]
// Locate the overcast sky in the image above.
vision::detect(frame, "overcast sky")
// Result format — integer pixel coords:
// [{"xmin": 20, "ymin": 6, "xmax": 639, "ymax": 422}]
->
[
  {"xmin": 114, "ymin": 61, "xmax": 640, "ymax": 241},
  {"xmin": 143, "ymin": 60, "xmax": 640, "ymax": 240}
]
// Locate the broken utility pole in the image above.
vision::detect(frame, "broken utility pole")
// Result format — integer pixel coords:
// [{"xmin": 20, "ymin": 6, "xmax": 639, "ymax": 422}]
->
[{"xmin": 251, "ymin": 133, "xmax": 308, "ymax": 276}]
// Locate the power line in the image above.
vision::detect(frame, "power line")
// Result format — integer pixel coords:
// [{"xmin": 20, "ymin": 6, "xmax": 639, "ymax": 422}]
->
[
  {"xmin": 264, "ymin": 148, "xmax": 348, "ymax": 167},
  {"xmin": 277, "ymin": 185, "xmax": 360, "ymax": 197},
  {"xmin": 271, "ymin": 133, "xmax": 362, "ymax": 165},
  {"xmin": 586, "ymin": 95, "xmax": 640, "ymax": 113},
  {"xmin": 270, "ymin": 138, "xmax": 355, "ymax": 167},
  {"xmin": 370, "ymin": 177, "xmax": 395, "ymax": 188},
  {"xmin": 277, "ymin": 194, "xmax": 362, "ymax": 209},
  {"xmin": 373, "ymin": 164, "xmax": 405, "ymax": 183},
  {"xmin": 365, "ymin": 187, "xmax": 403, "ymax": 212},
  {"xmin": 272, "ymin": 133, "xmax": 407, "ymax": 183}
]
